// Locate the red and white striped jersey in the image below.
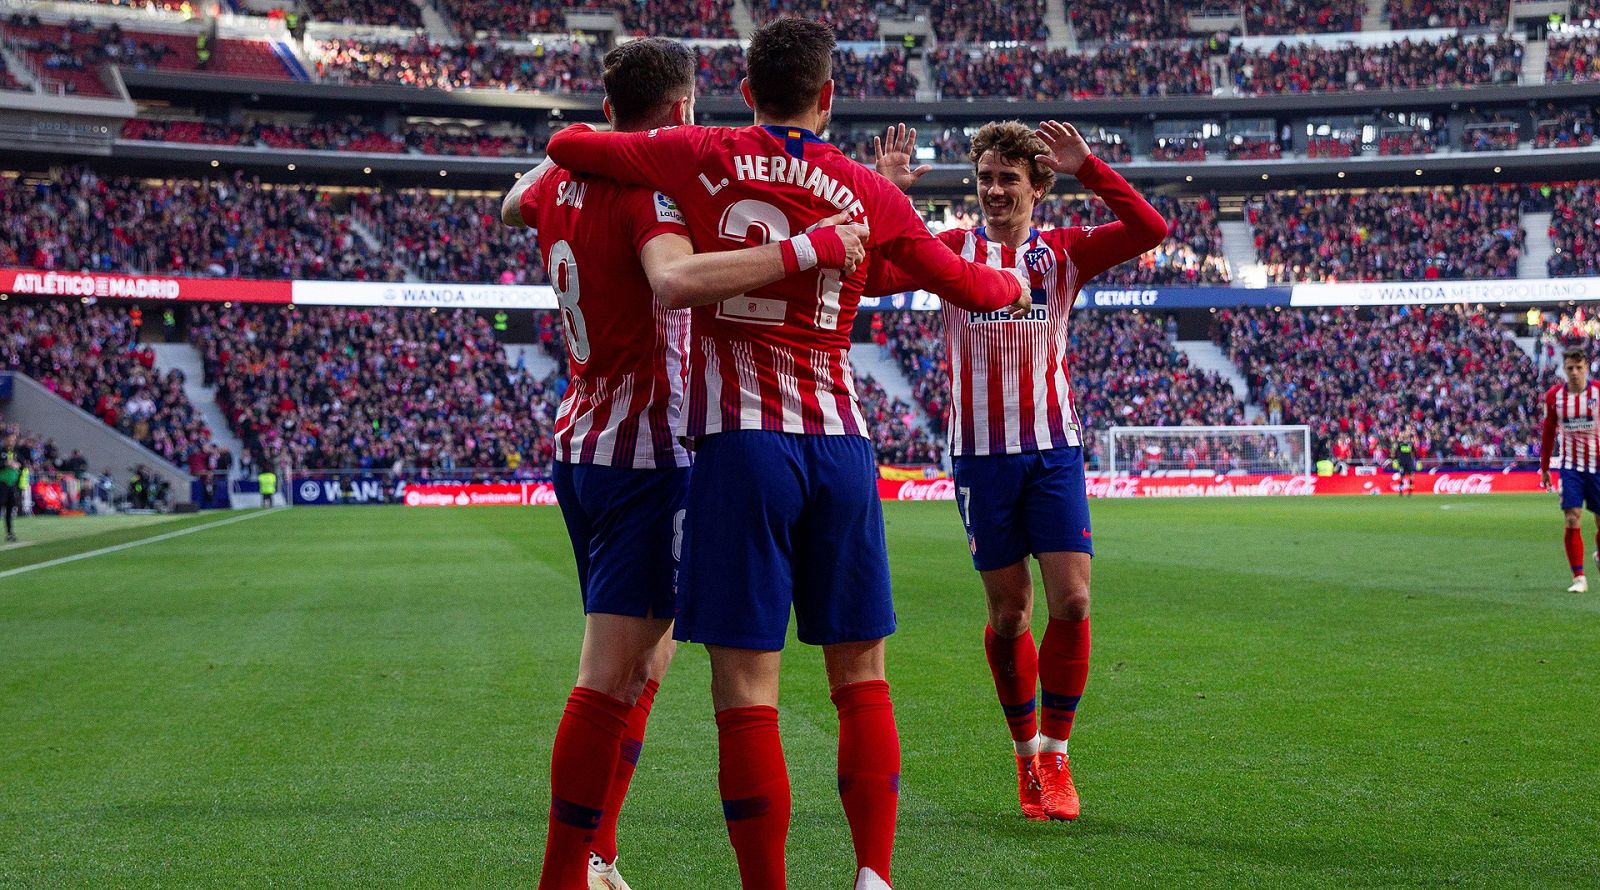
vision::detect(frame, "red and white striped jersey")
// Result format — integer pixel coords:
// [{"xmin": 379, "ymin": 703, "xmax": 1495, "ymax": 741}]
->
[
  {"xmin": 526, "ymin": 168, "xmax": 691, "ymax": 469},
  {"xmin": 863, "ymin": 157, "xmax": 1167, "ymax": 457},
  {"xmin": 544, "ymin": 123, "xmax": 1022, "ymax": 440},
  {"xmin": 1542, "ymin": 381, "xmax": 1600, "ymax": 472}
]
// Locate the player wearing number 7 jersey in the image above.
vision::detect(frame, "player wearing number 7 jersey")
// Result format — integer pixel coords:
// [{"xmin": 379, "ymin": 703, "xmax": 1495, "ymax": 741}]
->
[
  {"xmin": 546, "ymin": 19, "xmax": 1029, "ymax": 890},
  {"xmin": 503, "ymin": 38, "xmax": 867, "ymax": 890}
]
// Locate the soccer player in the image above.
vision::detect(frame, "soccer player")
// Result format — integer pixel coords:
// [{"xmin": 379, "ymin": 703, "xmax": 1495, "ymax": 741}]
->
[
  {"xmin": 868, "ymin": 120, "xmax": 1166, "ymax": 820},
  {"xmin": 545, "ymin": 19, "xmax": 1029, "ymax": 889},
  {"xmin": 1540, "ymin": 346, "xmax": 1600, "ymax": 593},
  {"xmin": 1, "ymin": 433, "xmax": 23, "ymax": 543},
  {"xmin": 1393, "ymin": 428, "xmax": 1418, "ymax": 496},
  {"xmin": 503, "ymin": 38, "xmax": 867, "ymax": 890}
]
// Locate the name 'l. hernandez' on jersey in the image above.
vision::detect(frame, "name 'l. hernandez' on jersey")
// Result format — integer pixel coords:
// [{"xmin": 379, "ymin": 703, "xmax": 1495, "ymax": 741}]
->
[
  {"xmin": 544, "ymin": 122, "xmax": 1024, "ymax": 439},
  {"xmin": 864, "ymin": 155, "xmax": 1168, "ymax": 457}
]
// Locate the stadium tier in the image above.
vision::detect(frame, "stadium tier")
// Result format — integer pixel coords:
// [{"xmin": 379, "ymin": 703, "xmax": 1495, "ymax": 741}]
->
[
  {"xmin": 1549, "ymin": 182, "xmax": 1600, "ymax": 277},
  {"xmin": 303, "ymin": 0, "xmax": 425, "ymax": 28},
  {"xmin": 1226, "ymin": 34, "xmax": 1522, "ymax": 95}
]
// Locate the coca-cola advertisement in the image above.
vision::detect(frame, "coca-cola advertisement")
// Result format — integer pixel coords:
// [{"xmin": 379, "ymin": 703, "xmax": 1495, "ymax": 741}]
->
[
  {"xmin": 875, "ymin": 472, "xmax": 1543, "ymax": 501},
  {"xmin": 402, "ymin": 482, "xmax": 560, "ymax": 507}
]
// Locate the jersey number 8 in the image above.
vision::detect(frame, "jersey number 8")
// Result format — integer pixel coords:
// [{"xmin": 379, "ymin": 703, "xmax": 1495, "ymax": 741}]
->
[{"xmin": 549, "ymin": 239, "xmax": 590, "ymax": 363}]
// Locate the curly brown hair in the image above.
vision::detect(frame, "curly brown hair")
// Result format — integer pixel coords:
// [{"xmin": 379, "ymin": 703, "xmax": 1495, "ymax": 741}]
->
[{"xmin": 968, "ymin": 121, "xmax": 1055, "ymax": 194}]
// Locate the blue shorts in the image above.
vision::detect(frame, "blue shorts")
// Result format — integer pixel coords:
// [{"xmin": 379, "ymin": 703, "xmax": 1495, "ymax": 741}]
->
[
  {"xmin": 952, "ymin": 447, "xmax": 1093, "ymax": 572},
  {"xmin": 674, "ymin": 431, "xmax": 895, "ymax": 650},
  {"xmin": 1559, "ymin": 468, "xmax": 1600, "ymax": 513},
  {"xmin": 552, "ymin": 461, "xmax": 688, "ymax": 619}
]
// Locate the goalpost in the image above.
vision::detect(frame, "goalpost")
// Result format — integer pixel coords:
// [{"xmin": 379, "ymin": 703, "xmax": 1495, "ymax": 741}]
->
[{"xmin": 1106, "ymin": 425, "xmax": 1312, "ymax": 476}]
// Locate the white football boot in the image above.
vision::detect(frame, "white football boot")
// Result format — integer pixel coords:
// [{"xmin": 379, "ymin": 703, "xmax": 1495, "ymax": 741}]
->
[
  {"xmin": 855, "ymin": 866, "xmax": 892, "ymax": 889},
  {"xmin": 1568, "ymin": 575, "xmax": 1589, "ymax": 593},
  {"xmin": 588, "ymin": 853, "xmax": 633, "ymax": 890}
]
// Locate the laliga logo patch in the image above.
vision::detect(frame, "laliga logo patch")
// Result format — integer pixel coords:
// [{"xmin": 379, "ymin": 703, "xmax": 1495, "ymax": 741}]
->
[
  {"xmin": 654, "ymin": 192, "xmax": 686, "ymax": 225},
  {"xmin": 1024, "ymin": 245, "xmax": 1055, "ymax": 275}
]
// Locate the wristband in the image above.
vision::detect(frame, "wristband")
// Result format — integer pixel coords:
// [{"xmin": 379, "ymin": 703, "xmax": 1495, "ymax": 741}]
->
[
  {"xmin": 804, "ymin": 227, "xmax": 848, "ymax": 270},
  {"xmin": 780, "ymin": 237, "xmax": 801, "ymax": 275}
]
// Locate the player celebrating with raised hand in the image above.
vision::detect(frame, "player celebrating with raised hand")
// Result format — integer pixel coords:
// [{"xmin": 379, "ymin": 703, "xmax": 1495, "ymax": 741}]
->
[
  {"xmin": 869, "ymin": 120, "xmax": 1166, "ymax": 821},
  {"xmin": 545, "ymin": 19, "xmax": 1029, "ymax": 890},
  {"xmin": 503, "ymin": 37, "xmax": 866, "ymax": 890},
  {"xmin": 1540, "ymin": 346, "xmax": 1600, "ymax": 593}
]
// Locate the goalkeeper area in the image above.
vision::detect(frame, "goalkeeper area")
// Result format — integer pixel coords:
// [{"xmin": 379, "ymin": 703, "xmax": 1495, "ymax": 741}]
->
[
  {"xmin": 2, "ymin": 497, "xmax": 1597, "ymax": 887},
  {"xmin": 1107, "ymin": 424, "xmax": 1312, "ymax": 476}
]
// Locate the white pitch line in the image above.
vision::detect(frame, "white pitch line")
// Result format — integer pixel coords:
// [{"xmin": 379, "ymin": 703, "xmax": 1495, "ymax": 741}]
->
[{"xmin": 0, "ymin": 509, "xmax": 280, "ymax": 582}]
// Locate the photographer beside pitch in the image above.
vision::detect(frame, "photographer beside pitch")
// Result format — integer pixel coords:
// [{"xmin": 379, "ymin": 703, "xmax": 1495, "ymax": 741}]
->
[{"xmin": 868, "ymin": 119, "xmax": 1166, "ymax": 821}]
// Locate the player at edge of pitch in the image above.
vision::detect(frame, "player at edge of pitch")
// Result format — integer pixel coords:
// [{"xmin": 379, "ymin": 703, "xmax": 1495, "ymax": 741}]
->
[{"xmin": 1540, "ymin": 345, "xmax": 1600, "ymax": 594}]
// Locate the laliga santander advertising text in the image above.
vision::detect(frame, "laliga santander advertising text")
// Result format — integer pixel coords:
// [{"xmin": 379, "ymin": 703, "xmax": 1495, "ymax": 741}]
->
[{"xmin": 402, "ymin": 483, "xmax": 560, "ymax": 507}]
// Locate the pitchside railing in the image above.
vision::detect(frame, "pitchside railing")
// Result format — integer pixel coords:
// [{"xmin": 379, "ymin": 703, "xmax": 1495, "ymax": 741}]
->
[{"xmin": 1107, "ymin": 425, "xmax": 1311, "ymax": 477}]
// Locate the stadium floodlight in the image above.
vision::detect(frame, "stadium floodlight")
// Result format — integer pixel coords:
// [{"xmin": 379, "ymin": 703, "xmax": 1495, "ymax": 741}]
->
[{"xmin": 1107, "ymin": 425, "xmax": 1312, "ymax": 477}]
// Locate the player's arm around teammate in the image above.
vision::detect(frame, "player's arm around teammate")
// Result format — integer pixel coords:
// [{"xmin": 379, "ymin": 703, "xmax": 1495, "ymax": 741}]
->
[{"xmin": 873, "ymin": 120, "xmax": 1165, "ymax": 822}]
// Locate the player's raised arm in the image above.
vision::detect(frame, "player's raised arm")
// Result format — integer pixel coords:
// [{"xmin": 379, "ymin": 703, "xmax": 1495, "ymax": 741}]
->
[
  {"xmin": 1036, "ymin": 120, "xmax": 1168, "ymax": 282},
  {"xmin": 641, "ymin": 212, "xmax": 869, "ymax": 309},
  {"xmin": 870, "ymin": 177, "xmax": 1030, "ymax": 316},
  {"xmin": 873, "ymin": 123, "xmax": 933, "ymax": 193},
  {"xmin": 501, "ymin": 157, "xmax": 556, "ymax": 227},
  {"xmin": 545, "ymin": 123, "xmax": 698, "ymax": 194}
]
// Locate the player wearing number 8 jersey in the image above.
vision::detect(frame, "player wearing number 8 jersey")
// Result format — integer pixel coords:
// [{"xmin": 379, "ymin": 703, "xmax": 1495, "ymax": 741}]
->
[
  {"xmin": 546, "ymin": 19, "xmax": 1029, "ymax": 890},
  {"xmin": 503, "ymin": 38, "xmax": 867, "ymax": 890},
  {"xmin": 868, "ymin": 120, "xmax": 1167, "ymax": 822},
  {"xmin": 1540, "ymin": 346, "xmax": 1600, "ymax": 594}
]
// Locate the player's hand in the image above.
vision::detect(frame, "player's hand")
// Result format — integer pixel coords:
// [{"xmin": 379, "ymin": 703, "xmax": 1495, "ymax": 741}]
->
[
  {"xmin": 808, "ymin": 210, "xmax": 869, "ymax": 274},
  {"xmin": 1034, "ymin": 120, "xmax": 1091, "ymax": 177},
  {"xmin": 1003, "ymin": 267, "xmax": 1032, "ymax": 319},
  {"xmin": 873, "ymin": 124, "xmax": 932, "ymax": 193},
  {"xmin": 1541, "ymin": 469, "xmax": 1552, "ymax": 491}
]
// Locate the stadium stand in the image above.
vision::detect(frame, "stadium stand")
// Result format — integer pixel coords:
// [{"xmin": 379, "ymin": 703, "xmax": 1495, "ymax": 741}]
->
[
  {"xmin": 303, "ymin": 0, "xmax": 424, "ymax": 29},
  {"xmin": 1225, "ymin": 35, "xmax": 1523, "ymax": 95},
  {"xmin": 1069, "ymin": 0, "xmax": 1190, "ymax": 41},
  {"xmin": 121, "ymin": 118, "xmax": 250, "ymax": 146},
  {"xmin": 930, "ymin": 42, "xmax": 1214, "ymax": 100},
  {"xmin": 1, "ymin": 302, "xmax": 213, "ymax": 465},
  {"xmin": 693, "ymin": 45, "xmax": 916, "ymax": 97},
  {"xmin": 311, "ymin": 36, "xmax": 606, "ymax": 92},
  {"xmin": 1548, "ymin": 182, "xmax": 1600, "ymax": 277},
  {"xmin": 749, "ymin": 0, "xmax": 879, "ymax": 41},
  {"xmin": 1546, "ymin": 34, "xmax": 1600, "ymax": 84},
  {"xmin": 930, "ymin": 0, "xmax": 1047, "ymax": 42},
  {"xmin": 878, "ymin": 310, "xmax": 1244, "ymax": 469},
  {"xmin": 1215, "ymin": 306, "xmax": 1541, "ymax": 464},
  {"xmin": 441, "ymin": 0, "xmax": 734, "ymax": 38},
  {"xmin": 1459, "ymin": 110, "xmax": 1520, "ymax": 152},
  {"xmin": 190, "ymin": 304, "xmax": 562, "ymax": 472},
  {"xmin": 1387, "ymin": 0, "xmax": 1505, "ymax": 29},
  {"xmin": 855, "ymin": 374, "xmax": 944, "ymax": 465},
  {"xmin": 1534, "ymin": 105, "xmax": 1597, "ymax": 149},
  {"xmin": 361, "ymin": 189, "xmax": 545, "ymax": 284},
  {"xmin": 1037, "ymin": 195, "xmax": 1231, "ymax": 286},
  {"xmin": 1377, "ymin": 123, "xmax": 1443, "ymax": 156},
  {"xmin": 1248, "ymin": 186, "xmax": 1525, "ymax": 283},
  {"xmin": 121, "ymin": 116, "xmax": 544, "ymax": 156},
  {"xmin": 1244, "ymin": 0, "xmax": 1366, "ymax": 35},
  {"xmin": 0, "ymin": 16, "xmax": 288, "ymax": 96}
]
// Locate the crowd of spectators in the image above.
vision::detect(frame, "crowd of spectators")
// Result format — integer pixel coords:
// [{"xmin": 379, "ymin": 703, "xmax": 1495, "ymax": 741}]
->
[
  {"xmin": 121, "ymin": 115, "xmax": 543, "ymax": 157},
  {"xmin": 304, "ymin": 0, "xmax": 423, "ymax": 28},
  {"xmin": 1, "ymin": 302, "xmax": 214, "ymax": 466},
  {"xmin": 931, "ymin": 42, "xmax": 1213, "ymax": 100},
  {"xmin": 930, "ymin": 0, "xmax": 1047, "ymax": 42},
  {"xmin": 1025, "ymin": 193, "xmax": 1231, "ymax": 286},
  {"xmin": 1378, "ymin": 124, "xmax": 1443, "ymax": 155},
  {"xmin": 876, "ymin": 310, "xmax": 1242, "ymax": 469},
  {"xmin": 1546, "ymin": 35, "xmax": 1600, "ymax": 84},
  {"xmin": 750, "ymin": 0, "xmax": 878, "ymax": 41},
  {"xmin": 360, "ymin": 189, "xmax": 546, "ymax": 285},
  {"xmin": 1459, "ymin": 113, "xmax": 1519, "ymax": 152},
  {"xmin": 1227, "ymin": 135, "xmax": 1282, "ymax": 160},
  {"xmin": 0, "ymin": 167, "xmax": 391, "ymax": 281},
  {"xmin": 1152, "ymin": 136, "xmax": 1207, "ymax": 161},
  {"xmin": 1226, "ymin": 35, "xmax": 1522, "ymax": 95},
  {"xmin": 1309, "ymin": 133, "xmax": 1361, "ymax": 157},
  {"xmin": 1245, "ymin": 0, "xmax": 1365, "ymax": 35},
  {"xmin": 1388, "ymin": 0, "xmax": 1504, "ymax": 29},
  {"xmin": 1215, "ymin": 306, "xmax": 1541, "ymax": 465},
  {"xmin": 1548, "ymin": 182, "xmax": 1600, "ymax": 278},
  {"xmin": 1249, "ymin": 186, "xmax": 1525, "ymax": 282},
  {"xmin": 1070, "ymin": 0, "xmax": 1189, "ymax": 42},
  {"xmin": 1535, "ymin": 106, "xmax": 1597, "ymax": 149},
  {"xmin": 312, "ymin": 36, "xmax": 607, "ymax": 93},
  {"xmin": 855, "ymin": 373, "xmax": 943, "ymax": 465},
  {"xmin": 691, "ymin": 45, "xmax": 915, "ymax": 97},
  {"xmin": 442, "ymin": 0, "xmax": 733, "ymax": 37},
  {"xmin": 190, "ymin": 304, "xmax": 562, "ymax": 472}
]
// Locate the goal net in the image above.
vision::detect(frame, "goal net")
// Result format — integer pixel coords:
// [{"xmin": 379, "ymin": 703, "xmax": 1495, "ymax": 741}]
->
[{"xmin": 1106, "ymin": 425, "xmax": 1312, "ymax": 476}]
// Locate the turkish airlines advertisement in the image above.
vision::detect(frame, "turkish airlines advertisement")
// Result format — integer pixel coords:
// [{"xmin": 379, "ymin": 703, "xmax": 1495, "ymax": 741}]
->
[
  {"xmin": 876, "ymin": 472, "xmax": 1544, "ymax": 501},
  {"xmin": 0, "ymin": 268, "xmax": 290, "ymax": 303},
  {"xmin": 402, "ymin": 482, "xmax": 559, "ymax": 507}
]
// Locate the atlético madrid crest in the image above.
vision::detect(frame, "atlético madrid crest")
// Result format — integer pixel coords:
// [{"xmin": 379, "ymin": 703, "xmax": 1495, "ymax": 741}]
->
[{"xmin": 1024, "ymin": 245, "xmax": 1055, "ymax": 276}]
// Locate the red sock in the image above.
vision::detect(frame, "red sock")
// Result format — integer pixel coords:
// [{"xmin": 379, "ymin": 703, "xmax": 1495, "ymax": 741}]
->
[
  {"xmin": 592, "ymin": 679, "xmax": 659, "ymax": 865},
  {"xmin": 984, "ymin": 625, "xmax": 1039, "ymax": 744},
  {"xmin": 1038, "ymin": 617, "xmax": 1090, "ymax": 743},
  {"xmin": 716, "ymin": 706, "xmax": 790, "ymax": 889},
  {"xmin": 1566, "ymin": 527, "xmax": 1585, "ymax": 576},
  {"xmin": 538, "ymin": 687, "xmax": 632, "ymax": 890},
  {"xmin": 832, "ymin": 680, "xmax": 900, "ymax": 884}
]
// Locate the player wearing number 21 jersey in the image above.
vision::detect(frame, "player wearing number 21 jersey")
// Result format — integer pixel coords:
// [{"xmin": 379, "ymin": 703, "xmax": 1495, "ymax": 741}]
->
[
  {"xmin": 506, "ymin": 37, "xmax": 866, "ymax": 890},
  {"xmin": 546, "ymin": 19, "xmax": 1028, "ymax": 890}
]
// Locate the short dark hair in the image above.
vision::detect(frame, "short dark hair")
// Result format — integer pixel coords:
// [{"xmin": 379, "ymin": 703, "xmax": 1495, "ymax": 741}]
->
[
  {"xmin": 602, "ymin": 38, "xmax": 694, "ymax": 129},
  {"xmin": 746, "ymin": 18, "xmax": 834, "ymax": 119},
  {"xmin": 969, "ymin": 121, "xmax": 1056, "ymax": 194},
  {"xmin": 1565, "ymin": 346, "xmax": 1587, "ymax": 365}
]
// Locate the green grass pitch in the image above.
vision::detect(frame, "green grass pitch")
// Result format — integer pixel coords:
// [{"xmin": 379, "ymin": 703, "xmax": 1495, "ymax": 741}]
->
[{"xmin": 2, "ymin": 495, "xmax": 1597, "ymax": 888}]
